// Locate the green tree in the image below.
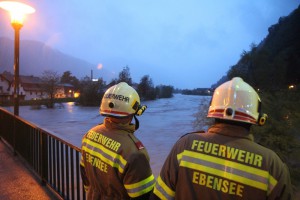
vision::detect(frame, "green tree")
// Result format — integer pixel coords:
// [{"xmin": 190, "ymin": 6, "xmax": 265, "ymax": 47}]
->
[
  {"xmin": 117, "ymin": 66, "xmax": 132, "ymax": 85},
  {"xmin": 137, "ymin": 75, "xmax": 156, "ymax": 100},
  {"xmin": 41, "ymin": 70, "xmax": 60, "ymax": 108},
  {"xmin": 227, "ymin": 44, "xmax": 258, "ymax": 84},
  {"xmin": 156, "ymin": 85, "xmax": 174, "ymax": 98},
  {"xmin": 60, "ymin": 71, "xmax": 80, "ymax": 90},
  {"xmin": 78, "ymin": 76, "xmax": 106, "ymax": 106},
  {"xmin": 107, "ymin": 78, "xmax": 118, "ymax": 87}
]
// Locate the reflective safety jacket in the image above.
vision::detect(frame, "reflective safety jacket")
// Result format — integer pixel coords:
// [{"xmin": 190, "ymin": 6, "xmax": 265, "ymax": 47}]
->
[
  {"xmin": 80, "ymin": 117, "xmax": 155, "ymax": 200},
  {"xmin": 152, "ymin": 123, "xmax": 293, "ymax": 200}
]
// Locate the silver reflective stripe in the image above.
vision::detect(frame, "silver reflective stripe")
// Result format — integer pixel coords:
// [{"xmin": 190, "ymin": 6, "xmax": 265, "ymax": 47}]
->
[
  {"xmin": 126, "ymin": 177, "xmax": 156, "ymax": 196},
  {"xmin": 182, "ymin": 154, "xmax": 268, "ymax": 185},
  {"xmin": 178, "ymin": 150, "xmax": 277, "ymax": 192},
  {"xmin": 82, "ymin": 140, "xmax": 126, "ymax": 173},
  {"xmin": 154, "ymin": 183, "xmax": 174, "ymax": 200}
]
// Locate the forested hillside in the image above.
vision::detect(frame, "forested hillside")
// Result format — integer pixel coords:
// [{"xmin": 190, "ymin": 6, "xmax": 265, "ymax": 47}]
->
[{"xmin": 226, "ymin": 5, "xmax": 300, "ymax": 89}]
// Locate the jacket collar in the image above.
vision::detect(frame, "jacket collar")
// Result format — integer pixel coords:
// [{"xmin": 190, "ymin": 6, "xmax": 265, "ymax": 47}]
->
[
  {"xmin": 104, "ymin": 117, "xmax": 135, "ymax": 133},
  {"xmin": 208, "ymin": 123, "xmax": 254, "ymax": 141}
]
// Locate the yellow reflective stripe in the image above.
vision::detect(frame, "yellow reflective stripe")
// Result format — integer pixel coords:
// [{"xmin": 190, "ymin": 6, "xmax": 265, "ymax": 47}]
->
[
  {"xmin": 80, "ymin": 153, "xmax": 85, "ymax": 166},
  {"xmin": 268, "ymin": 175, "xmax": 278, "ymax": 195},
  {"xmin": 181, "ymin": 160, "xmax": 268, "ymax": 190},
  {"xmin": 179, "ymin": 150, "xmax": 277, "ymax": 192},
  {"xmin": 179, "ymin": 150, "xmax": 267, "ymax": 176},
  {"xmin": 153, "ymin": 186, "xmax": 168, "ymax": 200},
  {"xmin": 125, "ymin": 174, "xmax": 154, "ymax": 189},
  {"xmin": 82, "ymin": 139, "xmax": 127, "ymax": 173},
  {"xmin": 177, "ymin": 153, "xmax": 183, "ymax": 162},
  {"xmin": 125, "ymin": 174, "xmax": 155, "ymax": 197},
  {"xmin": 80, "ymin": 159, "xmax": 85, "ymax": 167},
  {"xmin": 83, "ymin": 137, "xmax": 127, "ymax": 166},
  {"xmin": 153, "ymin": 175, "xmax": 175, "ymax": 200},
  {"xmin": 180, "ymin": 151, "xmax": 265, "ymax": 189},
  {"xmin": 82, "ymin": 145, "xmax": 115, "ymax": 169}
]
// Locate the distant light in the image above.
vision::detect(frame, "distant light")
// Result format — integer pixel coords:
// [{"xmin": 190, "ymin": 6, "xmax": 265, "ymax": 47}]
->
[
  {"xmin": 0, "ymin": 1, "xmax": 35, "ymax": 25},
  {"xmin": 74, "ymin": 92, "xmax": 80, "ymax": 98},
  {"xmin": 92, "ymin": 78, "xmax": 98, "ymax": 82},
  {"xmin": 97, "ymin": 63, "xmax": 103, "ymax": 70},
  {"xmin": 69, "ymin": 89, "xmax": 72, "ymax": 93},
  {"xmin": 288, "ymin": 85, "xmax": 295, "ymax": 89}
]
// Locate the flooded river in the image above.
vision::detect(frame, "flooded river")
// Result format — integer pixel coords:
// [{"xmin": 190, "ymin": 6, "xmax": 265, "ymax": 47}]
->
[{"xmin": 4, "ymin": 94, "xmax": 211, "ymax": 177}]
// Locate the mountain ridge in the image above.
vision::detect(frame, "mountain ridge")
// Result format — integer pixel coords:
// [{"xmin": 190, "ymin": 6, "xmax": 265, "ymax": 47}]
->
[{"xmin": 0, "ymin": 37, "xmax": 114, "ymax": 81}]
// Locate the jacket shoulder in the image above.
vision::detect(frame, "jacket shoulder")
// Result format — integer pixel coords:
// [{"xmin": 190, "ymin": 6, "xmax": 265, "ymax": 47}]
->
[
  {"xmin": 127, "ymin": 134, "xmax": 145, "ymax": 150},
  {"xmin": 180, "ymin": 130, "xmax": 206, "ymax": 139},
  {"xmin": 256, "ymin": 142, "xmax": 288, "ymax": 163}
]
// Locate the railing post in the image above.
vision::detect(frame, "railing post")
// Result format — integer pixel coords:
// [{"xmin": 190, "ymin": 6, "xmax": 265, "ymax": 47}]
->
[
  {"xmin": 40, "ymin": 130, "xmax": 48, "ymax": 185},
  {"xmin": 13, "ymin": 117, "xmax": 17, "ymax": 156}
]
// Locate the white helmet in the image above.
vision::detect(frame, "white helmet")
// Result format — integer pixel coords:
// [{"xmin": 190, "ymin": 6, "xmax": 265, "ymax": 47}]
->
[
  {"xmin": 100, "ymin": 82, "xmax": 146, "ymax": 118},
  {"xmin": 207, "ymin": 77, "xmax": 267, "ymax": 125}
]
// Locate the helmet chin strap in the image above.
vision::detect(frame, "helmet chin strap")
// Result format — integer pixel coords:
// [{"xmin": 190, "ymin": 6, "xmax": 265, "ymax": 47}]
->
[
  {"xmin": 133, "ymin": 115, "xmax": 139, "ymax": 131},
  {"xmin": 133, "ymin": 105, "xmax": 147, "ymax": 131}
]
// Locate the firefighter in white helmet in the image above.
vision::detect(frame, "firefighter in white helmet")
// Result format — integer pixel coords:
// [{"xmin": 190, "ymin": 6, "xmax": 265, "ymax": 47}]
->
[
  {"xmin": 80, "ymin": 82, "xmax": 155, "ymax": 200},
  {"xmin": 151, "ymin": 77, "xmax": 293, "ymax": 200}
]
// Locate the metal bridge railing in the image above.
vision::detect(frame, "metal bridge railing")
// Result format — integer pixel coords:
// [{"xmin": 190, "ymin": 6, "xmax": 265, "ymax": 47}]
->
[{"xmin": 0, "ymin": 107, "xmax": 86, "ymax": 200}]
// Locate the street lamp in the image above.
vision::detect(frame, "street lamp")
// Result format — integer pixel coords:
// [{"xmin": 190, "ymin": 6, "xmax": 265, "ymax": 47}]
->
[{"xmin": 0, "ymin": 1, "xmax": 35, "ymax": 116}]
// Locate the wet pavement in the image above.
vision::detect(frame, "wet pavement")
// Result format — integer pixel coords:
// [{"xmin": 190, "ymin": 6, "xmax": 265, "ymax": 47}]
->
[{"xmin": 0, "ymin": 139, "xmax": 59, "ymax": 200}]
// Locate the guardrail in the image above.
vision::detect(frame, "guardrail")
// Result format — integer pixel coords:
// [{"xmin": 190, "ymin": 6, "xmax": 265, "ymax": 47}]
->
[{"xmin": 0, "ymin": 107, "xmax": 86, "ymax": 200}]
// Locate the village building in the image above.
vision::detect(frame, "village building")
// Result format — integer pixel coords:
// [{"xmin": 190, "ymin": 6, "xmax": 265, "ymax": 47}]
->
[
  {"xmin": 0, "ymin": 71, "xmax": 75, "ymax": 103},
  {"xmin": 55, "ymin": 83, "xmax": 75, "ymax": 98},
  {"xmin": 0, "ymin": 71, "xmax": 13, "ymax": 102}
]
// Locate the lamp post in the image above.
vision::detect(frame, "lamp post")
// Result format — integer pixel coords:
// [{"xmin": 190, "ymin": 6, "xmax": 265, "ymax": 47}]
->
[{"xmin": 0, "ymin": 1, "xmax": 35, "ymax": 116}]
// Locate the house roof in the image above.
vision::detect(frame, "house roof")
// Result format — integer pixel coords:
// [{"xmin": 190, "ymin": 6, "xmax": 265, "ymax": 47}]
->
[
  {"xmin": 1, "ymin": 71, "xmax": 75, "ymax": 91},
  {"xmin": 59, "ymin": 83, "xmax": 74, "ymax": 88},
  {"xmin": 1, "ymin": 71, "xmax": 43, "ymax": 91},
  {"xmin": 2, "ymin": 71, "xmax": 43, "ymax": 84},
  {"xmin": 21, "ymin": 83, "xmax": 42, "ymax": 91},
  {"xmin": 20, "ymin": 76, "xmax": 42, "ymax": 84}
]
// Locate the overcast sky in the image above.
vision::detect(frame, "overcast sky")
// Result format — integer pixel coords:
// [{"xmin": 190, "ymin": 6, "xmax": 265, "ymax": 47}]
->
[{"xmin": 0, "ymin": 0, "xmax": 299, "ymax": 89}]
